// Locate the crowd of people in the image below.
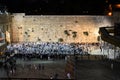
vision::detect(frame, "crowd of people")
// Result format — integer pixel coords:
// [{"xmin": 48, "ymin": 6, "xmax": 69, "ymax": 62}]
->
[
  {"xmin": 0, "ymin": 42, "xmax": 101, "ymax": 79},
  {"xmin": 6, "ymin": 42, "xmax": 84, "ymax": 55},
  {"xmin": 4, "ymin": 42, "xmax": 100, "ymax": 60}
]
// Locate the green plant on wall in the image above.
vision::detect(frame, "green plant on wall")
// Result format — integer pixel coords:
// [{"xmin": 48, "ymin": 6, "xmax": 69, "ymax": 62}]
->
[
  {"xmin": 32, "ymin": 29, "xmax": 34, "ymax": 32},
  {"xmin": 83, "ymin": 31, "xmax": 89, "ymax": 36},
  {"xmin": 37, "ymin": 37, "xmax": 41, "ymax": 41},
  {"xmin": 64, "ymin": 30, "xmax": 70, "ymax": 36},
  {"xmin": 73, "ymin": 34, "xmax": 76, "ymax": 38},
  {"xmin": 83, "ymin": 31, "xmax": 89, "ymax": 53},
  {"xmin": 72, "ymin": 31, "xmax": 77, "ymax": 38},
  {"xmin": 83, "ymin": 31, "xmax": 89, "ymax": 43},
  {"xmin": 28, "ymin": 35, "xmax": 30, "ymax": 37},
  {"xmin": 75, "ymin": 20, "xmax": 78, "ymax": 23},
  {"xmin": 32, "ymin": 28, "xmax": 34, "ymax": 32},
  {"xmin": 58, "ymin": 38, "xmax": 64, "ymax": 42},
  {"xmin": 25, "ymin": 32, "xmax": 28, "ymax": 35}
]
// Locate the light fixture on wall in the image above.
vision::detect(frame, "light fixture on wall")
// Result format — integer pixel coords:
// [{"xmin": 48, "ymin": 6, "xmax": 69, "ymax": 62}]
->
[{"xmin": 108, "ymin": 12, "xmax": 112, "ymax": 16}]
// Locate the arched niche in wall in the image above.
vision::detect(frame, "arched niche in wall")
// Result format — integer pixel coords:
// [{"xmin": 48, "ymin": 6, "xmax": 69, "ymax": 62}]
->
[{"xmin": 0, "ymin": 29, "xmax": 5, "ymax": 43}]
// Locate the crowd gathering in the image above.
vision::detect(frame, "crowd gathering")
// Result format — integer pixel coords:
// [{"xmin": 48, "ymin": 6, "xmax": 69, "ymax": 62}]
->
[
  {"xmin": 6, "ymin": 42, "xmax": 84, "ymax": 55},
  {"xmin": 1, "ymin": 42, "xmax": 100, "ymax": 78},
  {"xmin": 4, "ymin": 42, "xmax": 101, "ymax": 59}
]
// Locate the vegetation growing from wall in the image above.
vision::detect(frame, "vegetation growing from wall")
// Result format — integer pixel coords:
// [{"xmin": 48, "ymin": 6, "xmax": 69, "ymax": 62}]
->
[
  {"xmin": 58, "ymin": 38, "xmax": 64, "ymax": 42},
  {"xmin": 37, "ymin": 37, "xmax": 41, "ymax": 41},
  {"xmin": 25, "ymin": 32, "xmax": 28, "ymax": 34},
  {"xmin": 83, "ymin": 31, "xmax": 89, "ymax": 36},
  {"xmin": 64, "ymin": 30, "xmax": 70, "ymax": 36},
  {"xmin": 72, "ymin": 31, "xmax": 77, "ymax": 38}
]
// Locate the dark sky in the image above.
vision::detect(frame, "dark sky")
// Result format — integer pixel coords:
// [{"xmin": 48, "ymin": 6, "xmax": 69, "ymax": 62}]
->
[{"xmin": 0, "ymin": 0, "xmax": 120, "ymax": 15}]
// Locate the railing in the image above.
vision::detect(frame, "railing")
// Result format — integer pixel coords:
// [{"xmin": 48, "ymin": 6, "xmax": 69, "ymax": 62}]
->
[{"xmin": 99, "ymin": 27, "xmax": 120, "ymax": 48}]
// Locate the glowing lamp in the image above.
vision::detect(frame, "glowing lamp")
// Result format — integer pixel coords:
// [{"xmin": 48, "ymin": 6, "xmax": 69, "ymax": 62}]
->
[
  {"xmin": 108, "ymin": 12, "xmax": 112, "ymax": 16},
  {"xmin": 115, "ymin": 4, "xmax": 120, "ymax": 8}
]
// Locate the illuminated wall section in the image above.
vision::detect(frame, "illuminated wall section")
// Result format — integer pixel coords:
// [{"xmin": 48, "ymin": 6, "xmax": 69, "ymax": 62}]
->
[
  {"xmin": 0, "ymin": 14, "xmax": 11, "ymax": 44},
  {"xmin": 11, "ymin": 13, "xmax": 113, "ymax": 43}
]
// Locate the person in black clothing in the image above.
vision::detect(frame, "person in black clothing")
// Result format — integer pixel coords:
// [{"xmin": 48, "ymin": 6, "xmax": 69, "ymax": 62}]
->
[{"xmin": 53, "ymin": 73, "xmax": 58, "ymax": 79}]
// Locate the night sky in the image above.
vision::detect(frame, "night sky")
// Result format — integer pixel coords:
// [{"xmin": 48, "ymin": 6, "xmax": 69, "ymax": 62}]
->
[{"xmin": 0, "ymin": 0, "xmax": 120, "ymax": 15}]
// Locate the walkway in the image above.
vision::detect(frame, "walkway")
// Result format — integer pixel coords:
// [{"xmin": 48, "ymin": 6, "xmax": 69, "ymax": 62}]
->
[{"xmin": 75, "ymin": 60, "xmax": 120, "ymax": 80}]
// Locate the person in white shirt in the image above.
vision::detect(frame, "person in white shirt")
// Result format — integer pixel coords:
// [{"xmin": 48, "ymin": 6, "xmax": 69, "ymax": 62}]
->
[{"xmin": 67, "ymin": 72, "xmax": 71, "ymax": 79}]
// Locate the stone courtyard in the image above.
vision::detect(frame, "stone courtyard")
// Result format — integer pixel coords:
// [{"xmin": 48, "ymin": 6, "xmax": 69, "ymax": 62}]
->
[
  {"xmin": 1, "ymin": 55, "xmax": 120, "ymax": 80},
  {"xmin": 0, "ymin": 59, "xmax": 67, "ymax": 79}
]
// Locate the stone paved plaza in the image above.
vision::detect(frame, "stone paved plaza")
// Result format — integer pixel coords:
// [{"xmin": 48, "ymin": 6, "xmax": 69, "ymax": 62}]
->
[
  {"xmin": 1, "ymin": 56, "xmax": 120, "ymax": 80},
  {"xmin": 0, "ymin": 59, "xmax": 68, "ymax": 79}
]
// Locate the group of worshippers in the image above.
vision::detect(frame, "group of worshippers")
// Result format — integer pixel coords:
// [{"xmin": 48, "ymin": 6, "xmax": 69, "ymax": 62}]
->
[
  {"xmin": 5, "ymin": 42, "xmax": 98, "ymax": 60},
  {"xmin": 3, "ymin": 57, "xmax": 16, "ymax": 77},
  {"xmin": 6, "ymin": 42, "xmax": 84, "ymax": 54}
]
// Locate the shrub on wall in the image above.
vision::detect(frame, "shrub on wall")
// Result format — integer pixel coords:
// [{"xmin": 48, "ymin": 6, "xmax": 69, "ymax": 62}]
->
[
  {"xmin": 37, "ymin": 38, "xmax": 41, "ymax": 41},
  {"xmin": 73, "ymin": 34, "xmax": 77, "ymax": 38},
  {"xmin": 72, "ymin": 31, "xmax": 77, "ymax": 38},
  {"xmin": 32, "ymin": 29, "xmax": 34, "ymax": 32},
  {"xmin": 25, "ymin": 32, "xmax": 28, "ymax": 34},
  {"xmin": 58, "ymin": 38, "xmax": 64, "ymax": 42},
  {"xmin": 83, "ymin": 31, "xmax": 89, "ymax": 36},
  {"xmin": 32, "ymin": 28, "xmax": 34, "ymax": 32},
  {"xmin": 75, "ymin": 20, "xmax": 78, "ymax": 23},
  {"xmin": 64, "ymin": 30, "xmax": 70, "ymax": 36},
  {"xmin": 28, "ymin": 35, "xmax": 30, "ymax": 37}
]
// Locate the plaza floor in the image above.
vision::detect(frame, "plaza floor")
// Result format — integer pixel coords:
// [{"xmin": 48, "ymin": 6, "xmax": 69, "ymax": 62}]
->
[
  {"xmin": 0, "ymin": 59, "xmax": 67, "ymax": 79},
  {"xmin": 0, "ymin": 57, "xmax": 120, "ymax": 80},
  {"xmin": 75, "ymin": 60, "xmax": 120, "ymax": 80}
]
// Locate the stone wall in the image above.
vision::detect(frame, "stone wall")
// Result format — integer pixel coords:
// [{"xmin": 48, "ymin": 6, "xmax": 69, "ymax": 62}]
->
[
  {"xmin": 11, "ymin": 13, "xmax": 113, "ymax": 43},
  {"xmin": 0, "ymin": 14, "xmax": 11, "ymax": 53},
  {"xmin": 0, "ymin": 14, "xmax": 11, "ymax": 44}
]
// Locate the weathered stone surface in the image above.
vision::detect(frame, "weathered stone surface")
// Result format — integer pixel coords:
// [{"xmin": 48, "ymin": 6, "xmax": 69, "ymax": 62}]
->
[
  {"xmin": 11, "ymin": 13, "xmax": 113, "ymax": 43},
  {"xmin": 0, "ymin": 14, "xmax": 11, "ymax": 44}
]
